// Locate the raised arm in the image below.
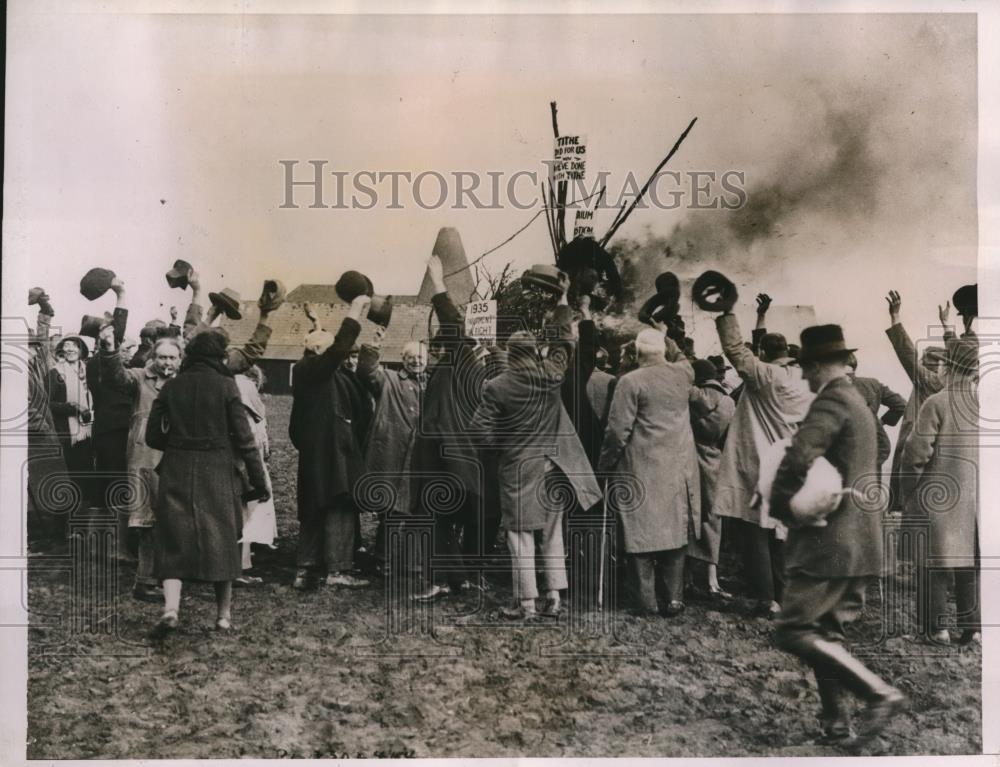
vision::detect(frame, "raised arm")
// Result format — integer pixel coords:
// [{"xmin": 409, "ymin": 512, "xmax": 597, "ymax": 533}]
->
[
  {"xmin": 356, "ymin": 328, "xmax": 388, "ymax": 395},
  {"xmin": 225, "ymin": 280, "xmax": 284, "ymax": 374},
  {"xmin": 752, "ymin": 293, "xmax": 771, "ymax": 354},
  {"xmin": 884, "ymin": 290, "xmax": 944, "ymax": 397},
  {"xmin": 716, "ymin": 312, "xmax": 775, "ymax": 391},
  {"xmin": 292, "ymin": 297, "xmax": 369, "ymax": 385}
]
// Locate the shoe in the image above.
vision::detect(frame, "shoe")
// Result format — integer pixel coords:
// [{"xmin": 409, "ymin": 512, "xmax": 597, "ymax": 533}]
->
[
  {"xmin": 215, "ymin": 617, "xmax": 233, "ymax": 632},
  {"xmin": 708, "ymin": 587, "xmax": 733, "ymax": 602},
  {"xmin": 132, "ymin": 584, "xmax": 163, "ymax": 603},
  {"xmin": 539, "ymin": 599, "xmax": 564, "ymax": 618},
  {"xmin": 148, "ymin": 611, "xmax": 178, "ymax": 640},
  {"xmin": 816, "ymin": 723, "xmax": 856, "ymax": 746},
  {"xmin": 958, "ymin": 629, "xmax": 982, "ymax": 646},
  {"xmin": 754, "ymin": 600, "xmax": 782, "ymax": 620},
  {"xmin": 234, "ymin": 575, "xmax": 263, "ymax": 586},
  {"xmin": 325, "ymin": 572, "xmax": 370, "ymax": 588},
  {"xmin": 661, "ymin": 600, "xmax": 685, "ymax": 617},
  {"xmin": 857, "ymin": 688, "xmax": 906, "ymax": 742},
  {"xmin": 293, "ymin": 570, "xmax": 319, "ymax": 591},
  {"xmin": 499, "ymin": 604, "xmax": 537, "ymax": 621},
  {"xmin": 410, "ymin": 584, "xmax": 451, "ymax": 602}
]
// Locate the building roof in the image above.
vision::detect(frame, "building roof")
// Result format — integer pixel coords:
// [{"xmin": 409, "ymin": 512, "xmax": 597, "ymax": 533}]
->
[
  {"xmin": 286, "ymin": 284, "xmax": 420, "ymax": 305},
  {"xmin": 219, "ymin": 298, "xmax": 436, "ymax": 362}
]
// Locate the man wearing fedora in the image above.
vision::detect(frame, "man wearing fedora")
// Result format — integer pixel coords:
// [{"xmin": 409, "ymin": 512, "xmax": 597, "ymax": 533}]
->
[
  {"xmin": 769, "ymin": 324, "xmax": 904, "ymax": 745},
  {"xmin": 706, "ymin": 293, "xmax": 813, "ymax": 619}
]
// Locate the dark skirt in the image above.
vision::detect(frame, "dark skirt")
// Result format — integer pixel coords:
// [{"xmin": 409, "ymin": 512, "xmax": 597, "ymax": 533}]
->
[{"xmin": 152, "ymin": 447, "xmax": 243, "ymax": 582}]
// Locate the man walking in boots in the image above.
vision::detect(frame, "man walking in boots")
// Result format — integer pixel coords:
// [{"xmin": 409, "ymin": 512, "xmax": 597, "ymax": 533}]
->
[{"xmin": 769, "ymin": 324, "xmax": 905, "ymax": 745}]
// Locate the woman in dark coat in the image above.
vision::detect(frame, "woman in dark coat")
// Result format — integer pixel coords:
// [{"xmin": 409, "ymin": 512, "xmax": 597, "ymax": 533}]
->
[{"xmin": 145, "ymin": 329, "xmax": 268, "ymax": 635}]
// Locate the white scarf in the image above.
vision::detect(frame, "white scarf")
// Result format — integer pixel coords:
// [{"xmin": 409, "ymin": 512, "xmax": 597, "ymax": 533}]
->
[{"xmin": 55, "ymin": 359, "xmax": 92, "ymax": 445}]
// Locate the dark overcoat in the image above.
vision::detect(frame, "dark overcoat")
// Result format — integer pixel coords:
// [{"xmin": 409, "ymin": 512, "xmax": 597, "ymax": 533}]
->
[
  {"xmin": 289, "ymin": 318, "xmax": 366, "ymax": 514},
  {"xmin": 145, "ymin": 358, "xmax": 266, "ymax": 581},
  {"xmin": 769, "ymin": 376, "xmax": 882, "ymax": 578},
  {"xmin": 411, "ymin": 292, "xmax": 487, "ymax": 511}
]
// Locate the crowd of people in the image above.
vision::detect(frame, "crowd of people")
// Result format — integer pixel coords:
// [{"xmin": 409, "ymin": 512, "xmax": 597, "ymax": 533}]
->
[{"xmin": 24, "ymin": 254, "xmax": 980, "ymax": 746}]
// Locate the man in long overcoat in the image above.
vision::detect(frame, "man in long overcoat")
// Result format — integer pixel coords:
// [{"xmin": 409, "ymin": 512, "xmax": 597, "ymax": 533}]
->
[
  {"xmin": 711, "ymin": 308, "xmax": 813, "ymax": 616},
  {"xmin": 598, "ymin": 329, "xmax": 699, "ymax": 616},
  {"xmin": 883, "ymin": 291, "xmax": 949, "ymax": 511},
  {"xmin": 356, "ymin": 333, "xmax": 427, "ymax": 574},
  {"xmin": 900, "ymin": 336, "xmax": 980, "ymax": 645},
  {"xmin": 289, "ymin": 295, "xmax": 371, "ymax": 590},
  {"xmin": 410, "ymin": 255, "xmax": 489, "ymax": 601},
  {"xmin": 770, "ymin": 324, "xmax": 904, "ymax": 745},
  {"xmin": 471, "ymin": 287, "xmax": 602, "ymax": 619}
]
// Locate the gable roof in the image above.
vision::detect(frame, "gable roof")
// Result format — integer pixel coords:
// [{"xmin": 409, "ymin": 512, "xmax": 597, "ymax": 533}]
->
[{"xmin": 286, "ymin": 284, "xmax": 420, "ymax": 305}]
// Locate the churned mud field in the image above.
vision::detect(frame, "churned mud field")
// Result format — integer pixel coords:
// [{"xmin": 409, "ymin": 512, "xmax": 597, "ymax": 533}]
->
[{"xmin": 27, "ymin": 395, "xmax": 981, "ymax": 759}]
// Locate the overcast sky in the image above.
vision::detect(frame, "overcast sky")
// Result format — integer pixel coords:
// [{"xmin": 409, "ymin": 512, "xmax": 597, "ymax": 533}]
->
[{"xmin": 4, "ymin": 10, "xmax": 981, "ymax": 395}]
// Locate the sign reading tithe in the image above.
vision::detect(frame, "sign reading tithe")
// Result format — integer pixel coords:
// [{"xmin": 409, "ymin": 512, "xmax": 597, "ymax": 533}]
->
[
  {"xmin": 553, "ymin": 135, "xmax": 587, "ymax": 181},
  {"xmin": 464, "ymin": 299, "xmax": 497, "ymax": 344},
  {"xmin": 573, "ymin": 209, "xmax": 596, "ymax": 239}
]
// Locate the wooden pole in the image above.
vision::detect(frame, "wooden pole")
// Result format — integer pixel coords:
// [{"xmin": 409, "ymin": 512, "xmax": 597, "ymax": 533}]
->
[{"xmin": 600, "ymin": 117, "xmax": 698, "ymax": 248}]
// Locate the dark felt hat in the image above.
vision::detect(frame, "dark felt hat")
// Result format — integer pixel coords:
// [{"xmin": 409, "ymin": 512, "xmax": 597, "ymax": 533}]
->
[
  {"xmin": 521, "ymin": 264, "xmax": 567, "ymax": 295},
  {"xmin": 367, "ymin": 295, "xmax": 394, "ymax": 328},
  {"xmin": 707, "ymin": 354, "xmax": 731, "ymax": 374},
  {"xmin": 952, "ymin": 284, "xmax": 977, "ymax": 318},
  {"xmin": 79, "ymin": 268, "xmax": 116, "ymax": 301},
  {"xmin": 55, "ymin": 335, "xmax": 90, "ymax": 360},
  {"xmin": 798, "ymin": 324, "xmax": 857, "ymax": 363},
  {"xmin": 638, "ymin": 271, "xmax": 681, "ymax": 325},
  {"xmin": 140, "ymin": 319, "xmax": 168, "ymax": 342},
  {"xmin": 692, "ymin": 270, "xmax": 739, "ymax": 313},
  {"xmin": 79, "ymin": 313, "xmax": 111, "ymax": 339},
  {"xmin": 165, "ymin": 259, "xmax": 193, "ymax": 290},
  {"xmin": 692, "ymin": 358, "xmax": 717, "ymax": 385},
  {"xmin": 258, "ymin": 279, "xmax": 287, "ymax": 313},
  {"xmin": 208, "ymin": 288, "xmax": 243, "ymax": 321},
  {"xmin": 335, "ymin": 271, "xmax": 375, "ymax": 303}
]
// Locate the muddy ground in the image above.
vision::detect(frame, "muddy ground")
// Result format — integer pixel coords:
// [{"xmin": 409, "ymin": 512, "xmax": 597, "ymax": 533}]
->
[{"xmin": 27, "ymin": 395, "xmax": 981, "ymax": 758}]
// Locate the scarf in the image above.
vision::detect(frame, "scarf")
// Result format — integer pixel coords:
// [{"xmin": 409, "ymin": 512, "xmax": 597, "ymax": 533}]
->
[{"xmin": 55, "ymin": 359, "xmax": 92, "ymax": 445}]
